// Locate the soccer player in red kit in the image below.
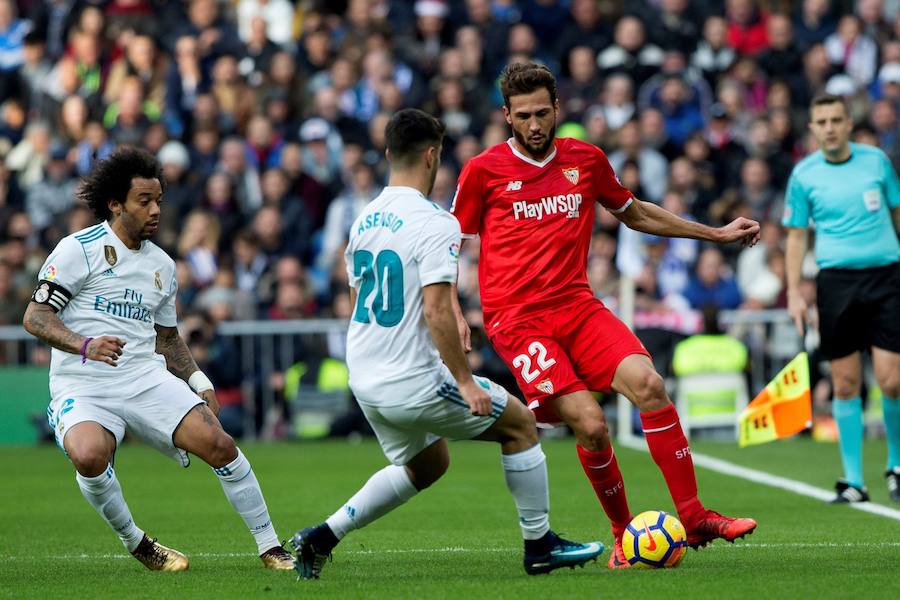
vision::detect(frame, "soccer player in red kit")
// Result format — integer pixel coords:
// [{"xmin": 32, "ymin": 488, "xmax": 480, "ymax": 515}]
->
[{"xmin": 450, "ymin": 63, "xmax": 759, "ymax": 568}]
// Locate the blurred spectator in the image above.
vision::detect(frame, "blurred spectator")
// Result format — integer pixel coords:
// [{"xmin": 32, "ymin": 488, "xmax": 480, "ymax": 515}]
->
[
  {"xmin": 683, "ymin": 247, "xmax": 743, "ymax": 310},
  {"xmin": 608, "ymin": 119, "xmax": 667, "ymax": 203},
  {"xmin": 317, "ymin": 162, "xmax": 381, "ymax": 276},
  {"xmin": 0, "ymin": 0, "xmax": 31, "ymax": 77},
  {"xmin": 598, "ymin": 15, "xmax": 663, "ymax": 88},
  {"xmin": 556, "ymin": 0, "xmax": 610, "ymax": 57},
  {"xmin": 5, "ymin": 119, "xmax": 50, "ymax": 190},
  {"xmin": 104, "ymin": 33, "xmax": 168, "ymax": 111},
  {"xmin": 725, "ymin": 0, "xmax": 770, "ymax": 56},
  {"xmin": 236, "ymin": 0, "xmax": 294, "ymax": 47},
  {"xmin": 647, "ymin": 0, "xmax": 698, "ymax": 56},
  {"xmin": 692, "ymin": 15, "xmax": 737, "ymax": 88},
  {"xmin": 793, "ymin": 0, "xmax": 837, "ymax": 50},
  {"xmin": 598, "ymin": 73, "xmax": 635, "ymax": 132},
  {"xmin": 558, "ymin": 46, "xmax": 600, "ymax": 124},
  {"xmin": 825, "ymin": 14, "xmax": 878, "ymax": 86},
  {"xmin": 178, "ymin": 209, "xmax": 220, "ymax": 287},
  {"xmin": 757, "ymin": 13, "xmax": 804, "ymax": 84},
  {"xmin": 736, "ymin": 220, "xmax": 785, "ymax": 309},
  {"xmin": 25, "ymin": 142, "xmax": 76, "ymax": 233}
]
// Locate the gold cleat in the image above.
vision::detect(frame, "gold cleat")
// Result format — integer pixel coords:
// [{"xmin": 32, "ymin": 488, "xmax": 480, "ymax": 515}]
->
[
  {"xmin": 131, "ymin": 535, "xmax": 189, "ymax": 572},
  {"xmin": 260, "ymin": 545, "xmax": 296, "ymax": 570}
]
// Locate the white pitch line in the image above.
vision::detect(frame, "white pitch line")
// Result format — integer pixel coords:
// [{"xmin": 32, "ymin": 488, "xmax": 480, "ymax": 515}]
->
[
  {"xmin": 5, "ymin": 542, "xmax": 900, "ymax": 561},
  {"xmin": 620, "ymin": 438, "xmax": 900, "ymax": 522}
]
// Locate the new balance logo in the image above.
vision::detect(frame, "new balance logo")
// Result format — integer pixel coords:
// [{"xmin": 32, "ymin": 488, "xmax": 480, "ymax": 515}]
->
[
  {"xmin": 101, "ymin": 268, "xmax": 117, "ymax": 277},
  {"xmin": 506, "ymin": 180, "xmax": 523, "ymax": 191}
]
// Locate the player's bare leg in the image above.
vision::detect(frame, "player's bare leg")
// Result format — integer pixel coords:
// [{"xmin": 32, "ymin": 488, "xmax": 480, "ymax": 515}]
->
[
  {"xmin": 873, "ymin": 346, "xmax": 900, "ymax": 502},
  {"xmin": 551, "ymin": 391, "xmax": 632, "ymax": 568},
  {"xmin": 174, "ymin": 404, "xmax": 294, "ymax": 569},
  {"xmin": 65, "ymin": 422, "xmax": 188, "ymax": 571},
  {"xmin": 829, "ymin": 352, "xmax": 869, "ymax": 502},
  {"xmin": 611, "ymin": 354, "xmax": 756, "ymax": 548}
]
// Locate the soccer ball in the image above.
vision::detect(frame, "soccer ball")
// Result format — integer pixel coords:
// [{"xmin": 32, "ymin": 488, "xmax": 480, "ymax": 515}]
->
[{"xmin": 621, "ymin": 510, "xmax": 688, "ymax": 569}]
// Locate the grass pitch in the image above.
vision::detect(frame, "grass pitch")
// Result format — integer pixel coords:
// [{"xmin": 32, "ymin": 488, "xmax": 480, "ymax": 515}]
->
[{"xmin": 2, "ymin": 437, "xmax": 899, "ymax": 599}]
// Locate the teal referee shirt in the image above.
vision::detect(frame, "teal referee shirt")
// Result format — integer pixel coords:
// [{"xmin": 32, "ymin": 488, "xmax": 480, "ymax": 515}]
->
[{"xmin": 783, "ymin": 143, "xmax": 900, "ymax": 269}]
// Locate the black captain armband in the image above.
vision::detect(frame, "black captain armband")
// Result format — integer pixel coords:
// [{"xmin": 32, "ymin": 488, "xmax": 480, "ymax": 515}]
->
[{"xmin": 31, "ymin": 280, "xmax": 72, "ymax": 312}]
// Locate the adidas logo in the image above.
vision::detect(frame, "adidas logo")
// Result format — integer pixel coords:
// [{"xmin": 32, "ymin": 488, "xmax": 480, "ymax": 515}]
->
[{"xmin": 101, "ymin": 268, "xmax": 117, "ymax": 277}]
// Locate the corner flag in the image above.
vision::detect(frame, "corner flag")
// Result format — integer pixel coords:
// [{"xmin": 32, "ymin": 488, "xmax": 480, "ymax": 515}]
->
[{"xmin": 739, "ymin": 352, "xmax": 812, "ymax": 447}]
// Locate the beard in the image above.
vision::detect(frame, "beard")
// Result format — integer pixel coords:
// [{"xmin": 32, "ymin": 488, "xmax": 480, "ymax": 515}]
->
[{"xmin": 512, "ymin": 122, "xmax": 556, "ymax": 157}]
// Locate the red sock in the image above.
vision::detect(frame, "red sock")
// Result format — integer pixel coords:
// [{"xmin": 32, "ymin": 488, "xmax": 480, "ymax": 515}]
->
[
  {"xmin": 640, "ymin": 404, "xmax": 705, "ymax": 528},
  {"xmin": 576, "ymin": 444, "xmax": 632, "ymax": 538}
]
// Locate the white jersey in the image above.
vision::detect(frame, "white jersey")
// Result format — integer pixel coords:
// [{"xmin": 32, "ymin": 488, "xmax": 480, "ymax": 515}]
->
[
  {"xmin": 37, "ymin": 221, "xmax": 178, "ymax": 397},
  {"xmin": 344, "ymin": 186, "xmax": 461, "ymax": 406}
]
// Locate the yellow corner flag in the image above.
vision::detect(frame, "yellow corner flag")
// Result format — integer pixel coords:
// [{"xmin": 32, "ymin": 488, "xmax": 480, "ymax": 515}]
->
[{"xmin": 739, "ymin": 352, "xmax": 812, "ymax": 447}]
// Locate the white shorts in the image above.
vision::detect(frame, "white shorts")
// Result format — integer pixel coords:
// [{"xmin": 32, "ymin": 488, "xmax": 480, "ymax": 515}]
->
[
  {"xmin": 358, "ymin": 373, "xmax": 509, "ymax": 466},
  {"xmin": 47, "ymin": 370, "xmax": 204, "ymax": 467}
]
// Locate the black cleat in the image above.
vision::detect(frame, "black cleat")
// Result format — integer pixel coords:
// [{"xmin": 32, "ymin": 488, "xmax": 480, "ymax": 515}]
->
[
  {"xmin": 287, "ymin": 525, "xmax": 335, "ymax": 580},
  {"xmin": 830, "ymin": 480, "xmax": 869, "ymax": 503},
  {"xmin": 886, "ymin": 468, "xmax": 900, "ymax": 503},
  {"xmin": 523, "ymin": 531, "xmax": 604, "ymax": 575}
]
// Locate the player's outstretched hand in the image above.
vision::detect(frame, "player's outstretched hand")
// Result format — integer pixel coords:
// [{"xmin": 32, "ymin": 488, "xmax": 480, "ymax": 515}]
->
[
  {"xmin": 86, "ymin": 336, "xmax": 126, "ymax": 367},
  {"xmin": 199, "ymin": 389, "xmax": 220, "ymax": 417},
  {"xmin": 458, "ymin": 379, "xmax": 492, "ymax": 416},
  {"xmin": 718, "ymin": 217, "xmax": 761, "ymax": 247}
]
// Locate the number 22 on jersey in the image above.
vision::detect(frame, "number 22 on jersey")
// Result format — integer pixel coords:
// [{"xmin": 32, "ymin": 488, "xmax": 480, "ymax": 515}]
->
[
  {"xmin": 353, "ymin": 249, "xmax": 405, "ymax": 327},
  {"xmin": 513, "ymin": 341, "xmax": 556, "ymax": 383}
]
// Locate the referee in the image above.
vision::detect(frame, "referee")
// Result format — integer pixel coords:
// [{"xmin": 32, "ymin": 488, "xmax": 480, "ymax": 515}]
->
[{"xmin": 784, "ymin": 94, "xmax": 900, "ymax": 504}]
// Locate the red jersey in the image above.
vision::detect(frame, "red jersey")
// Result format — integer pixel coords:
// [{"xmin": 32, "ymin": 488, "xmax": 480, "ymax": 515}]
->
[{"xmin": 451, "ymin": 137, "xmax": 633, "ymax": 331}]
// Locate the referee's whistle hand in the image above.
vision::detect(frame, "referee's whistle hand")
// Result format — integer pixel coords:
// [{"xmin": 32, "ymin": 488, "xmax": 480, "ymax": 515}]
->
[{"xmin": 718, "ymin": 217, "xmax": 761, "ymax": 247}]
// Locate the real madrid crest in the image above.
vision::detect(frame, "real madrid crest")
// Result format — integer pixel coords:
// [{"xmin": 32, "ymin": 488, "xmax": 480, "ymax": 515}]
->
[
  {"xmin": 34, "ymin": 282, "xmax": 50, "ymax": 303},
  {"xmin": 154, "ymin": 271, "xmax": 162, "ymax": 290},
  {"xmin": 562, "ymin": 167, "xmax": 579, "ymax": 186},
  {"xmin": 104, "ymin": 245, "xmax": 117, "ymax": 266}
]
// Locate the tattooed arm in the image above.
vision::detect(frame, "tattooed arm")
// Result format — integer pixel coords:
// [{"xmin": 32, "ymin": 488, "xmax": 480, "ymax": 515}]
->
[
  {"xmin": 23, "ymin": 302, "xmax": 125, "ymax": 366},
  {"xmin": 154, "ymin": 324, "xmax": 220, "ymax": 415},
  {"xmin": 154, "ymin": 324, "xmax": 199, "ymax": 381}
]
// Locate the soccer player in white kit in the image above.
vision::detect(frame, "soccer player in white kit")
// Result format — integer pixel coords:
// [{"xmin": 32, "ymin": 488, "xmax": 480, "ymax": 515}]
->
[
  {"xmin": 288, "ymin": 109, "xmax": 604, "ymax": 579},
  {"xmin": 23, "ymin": 148, "xmax": 294, "ymax": 572}
]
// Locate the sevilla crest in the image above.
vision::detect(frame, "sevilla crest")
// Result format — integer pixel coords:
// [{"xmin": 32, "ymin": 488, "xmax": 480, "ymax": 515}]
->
[
  {"xmin": 562, "ymin": 167, "xmax": 579, "ymax": 186},
  {"xmin": 535, "ymin": 379, "xmax": 554, "ymax": 394}
]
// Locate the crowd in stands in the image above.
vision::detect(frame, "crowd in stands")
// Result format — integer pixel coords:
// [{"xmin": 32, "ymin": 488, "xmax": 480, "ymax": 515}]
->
[{"xmin": 1, "ymin": 1, "xmax": 898, "ymax": 412}]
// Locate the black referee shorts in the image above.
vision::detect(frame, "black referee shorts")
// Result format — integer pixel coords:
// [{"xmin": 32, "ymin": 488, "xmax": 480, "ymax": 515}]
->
[{"xmin": 816, "ymin": 262, "xmax": 900, "ymax": 360}]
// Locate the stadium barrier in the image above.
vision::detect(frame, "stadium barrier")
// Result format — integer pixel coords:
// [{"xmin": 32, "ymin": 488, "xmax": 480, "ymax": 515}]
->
[{"xmin": 0, "ymin": 311, "xmax": 798, "ymax": 445}]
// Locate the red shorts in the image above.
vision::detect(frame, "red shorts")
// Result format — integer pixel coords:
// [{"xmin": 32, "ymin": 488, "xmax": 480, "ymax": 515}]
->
[{"xmin": 487, "ymin": 298, "xmax": 649, "ymax": 426}]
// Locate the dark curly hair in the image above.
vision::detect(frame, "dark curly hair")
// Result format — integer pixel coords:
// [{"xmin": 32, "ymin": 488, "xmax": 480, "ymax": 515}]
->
[
  {"xmin": 77, "ymin": 147, "xmax": 165, "ymax": 220},
  {"xmin": 499, "ymin": 62, "xmax": 558, "ymax": 109}
]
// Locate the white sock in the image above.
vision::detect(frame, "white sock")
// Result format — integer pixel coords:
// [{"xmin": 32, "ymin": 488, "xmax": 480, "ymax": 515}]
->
[
  {"xmin": 502, "ymin": 444, "xmax": 551, "ymax": 540},
  {"xmin": 325, "ymin": 464, "xmax": 418, "ymax": 540},
  {"xmin": 76, "ymin": 464, "xmax": 145, "ymax": 552},
  {"xmin": 214, "ymin": 448, "xmax": 280, "ymax": 554}
]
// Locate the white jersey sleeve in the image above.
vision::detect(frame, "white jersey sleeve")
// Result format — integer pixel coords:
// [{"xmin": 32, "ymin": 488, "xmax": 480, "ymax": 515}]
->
[
  {"xmin": 154, "ymin": 269, "xmax": 178, "ymax": 327},
  {"xmin": 414, "ymin": 212, "xmax": 461, "ymax": 287},
  {"xmin": 38, "ymin": 235, "xmax": 91, "ymax": 297}
]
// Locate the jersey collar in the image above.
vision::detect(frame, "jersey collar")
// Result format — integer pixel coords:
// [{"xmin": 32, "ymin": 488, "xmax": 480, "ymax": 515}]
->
[{"xmin": 506, "ymin": 138, "xmax": 557, "ymax": 168}]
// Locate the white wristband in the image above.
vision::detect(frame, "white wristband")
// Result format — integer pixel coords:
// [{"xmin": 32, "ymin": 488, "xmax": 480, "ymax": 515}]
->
[{"xmin": 188, "ymin": 371, "xmax": 214, "ymax": 393}]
